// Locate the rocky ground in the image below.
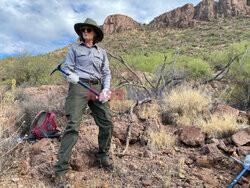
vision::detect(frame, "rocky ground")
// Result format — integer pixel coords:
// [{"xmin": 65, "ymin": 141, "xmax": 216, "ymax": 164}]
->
[
  {"xmin": 0, "ymin": 85, "xmax": 249, "ymax": 188},
  {"xmin": 0, "ymin": 111, "xmax": 249, "ymax": 188}
]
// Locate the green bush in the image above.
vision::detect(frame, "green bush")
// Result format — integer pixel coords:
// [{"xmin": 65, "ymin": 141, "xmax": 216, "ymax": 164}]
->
[
  {"xmin": 186, "ymin": 59, "xmax": 213, "ymax": 78},
  {"xmin": 123, "ymin": 51, "xmax": 169, "ymax": 72},
  {"xmin": 1, "ymin": 55, "xmax": 63, "ymax": 87}
]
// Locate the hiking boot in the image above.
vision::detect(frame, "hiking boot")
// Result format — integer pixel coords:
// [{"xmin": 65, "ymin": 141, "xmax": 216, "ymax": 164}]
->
[
  {"xmin": 98, "ymin": 159, "xmax": 117, "ymax": 171},
  {"xmin": 55, "ymin": 175, "xmax": 70, "ymax": 188}
]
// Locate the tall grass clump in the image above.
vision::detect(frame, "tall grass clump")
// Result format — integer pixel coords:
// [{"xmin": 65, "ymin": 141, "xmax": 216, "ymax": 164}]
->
[
  {"xmin": 162, "ymin": 85, "xmax": 212, "ymax": 126},
  {"xmin": 199, "ymin": 114, "xmax": 247, "ymax": 138},
  {"xmin": 147, "ymin": 129, "xmax": 176, "ymax": 152},
  {"xmin": 0, "ymin": 85, "xmax": 21, "ymax": 175}
]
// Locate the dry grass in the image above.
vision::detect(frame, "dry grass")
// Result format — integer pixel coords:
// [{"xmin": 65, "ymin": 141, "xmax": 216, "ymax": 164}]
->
[
  {"xmin": 199, "ymin": 114, "xmax": 247, "ymax": 138},
  {"xmin": 162, "ymin": 85, "xmax": 212, "ymax": 126},
  {"xmin": 137, "ymin": 101, "xmax": 160, "ymax": 119},
  {"xmin": 0, "ymin": 85, "xmax": 21, "ymax": 175},
  {"xmin": 109, "ymin": 88, "xmax": 134, "ymax": 113},
  {"xmin": 147, "ymin": 128, "xmax": 176, "ymax": 152}
]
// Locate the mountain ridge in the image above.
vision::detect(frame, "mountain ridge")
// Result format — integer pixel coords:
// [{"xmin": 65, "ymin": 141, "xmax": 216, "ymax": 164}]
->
[{"xmin": 102, "ymin": 0, "xmax": 250, "ymax": 34}]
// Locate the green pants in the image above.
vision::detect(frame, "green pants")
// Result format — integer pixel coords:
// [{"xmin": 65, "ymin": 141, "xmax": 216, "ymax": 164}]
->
[{"xmin": 54, "ymin": 82, "xmax": 114, "ymax": 176}]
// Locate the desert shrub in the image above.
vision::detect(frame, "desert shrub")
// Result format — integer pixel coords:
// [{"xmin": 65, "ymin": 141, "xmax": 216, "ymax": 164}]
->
[
  {"xmin": 220, "ymin": 41, "xmax": 250, "ymax": 109},
  {"xmin": 185, "ymin": 59, "xmax": 213, "ymax": 78},
  {"xmin": 207, "ymin": 50, "xmax": 230, "ymax": 70},
  {"xmin": 162, "ymin": 85, "xmax": 212, "ymax": 126},
  {"xmin": 1, "ymin": 55, "xmax": 63, "ymax": 87},
  {"xmin": 199, "ymin": 114, "xmax": 247, "ymax": 138},
  {"xmin": 147, "ymin": 129, "xmax": 176, "ymax": 152},
  {"xmin": 123, "ymin": 51, "xmax": 172, "ymax": 72}
]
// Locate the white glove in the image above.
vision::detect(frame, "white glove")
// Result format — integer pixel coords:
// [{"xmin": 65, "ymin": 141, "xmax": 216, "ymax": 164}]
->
[
  {"xmin": 67, "ymin": 72, "xmax": 79, "ymax": 84},
  {"xmin": 98, "ymin": 88, "xmax": 111, "ymax": 103}
]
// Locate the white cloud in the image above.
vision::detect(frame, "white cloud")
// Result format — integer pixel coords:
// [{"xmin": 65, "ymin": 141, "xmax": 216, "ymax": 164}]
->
[{"xmin": 0, "ymin": 0, "xmax": 201, "ymax": 58}]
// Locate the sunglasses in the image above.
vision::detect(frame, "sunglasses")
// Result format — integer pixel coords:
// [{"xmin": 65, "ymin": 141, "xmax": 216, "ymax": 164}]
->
[{"xmin": 80, "ymin": 27, "xmax": 93, "ymax": 33}]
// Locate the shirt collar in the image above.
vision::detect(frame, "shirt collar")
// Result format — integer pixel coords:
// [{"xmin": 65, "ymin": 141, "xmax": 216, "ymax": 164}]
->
[{"xmin": 78, "ymin": 41, "xmax": 99, "ymax": 49}]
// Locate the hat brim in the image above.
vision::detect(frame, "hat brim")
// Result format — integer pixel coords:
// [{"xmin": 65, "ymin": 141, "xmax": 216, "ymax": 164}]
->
[{"xmin": 74, "ymin": 23, "xmax": 103, "ymax": 43}]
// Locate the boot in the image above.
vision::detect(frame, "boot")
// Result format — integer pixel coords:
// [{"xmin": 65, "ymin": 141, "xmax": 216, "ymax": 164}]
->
[{"xmin": 98, "ymin": 159, "xmax": 116, "ymax": 171}]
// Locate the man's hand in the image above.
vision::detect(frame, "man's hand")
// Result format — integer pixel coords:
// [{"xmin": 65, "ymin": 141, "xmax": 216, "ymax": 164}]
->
[
  {"xmin": 67, "ymin": 72, "xmax": 79, "ymax": 84},
  {"xmin": 99, "ymin": 88, "xmax": 111, "ymax": 103}
]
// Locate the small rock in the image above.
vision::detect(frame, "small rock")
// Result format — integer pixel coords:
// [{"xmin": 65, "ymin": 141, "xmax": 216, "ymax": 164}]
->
[
  {"xmin": 209, "ymin": 138, "xmax": 219, "ymax": 144},
  {"xmin": 143, "ymin": 150, "xmax": 153, "ymax": 159},
  {"xmin": 126, "ymin": 176, "xmax": 133, "ymax": 181},
  {"xmin": 138, "ymin": 152, "xmax": 143, "ymax": 157},
  {"xmin": 185, "ymin": 158, "xmax": 194, "ymax": 165},
  {"xmin": 11, "ymin": 178, "xmax": 19, "ymax": 183},
  {"xmin": 102, "ymin": 182, "xmax": 109, "ymax": 188},
  {"xmin": 142, "ymin": 179, "xmax": 152, "ymax": 186},
  {"xmin": 196, "ymin": 156, "xmax": 214, "ymax": 167},
  {"xmin": 201, "ymin": 143, "xmax": 224, "ymax": 160},
  {"xmin": 129, "ymin": 163, "xmax": 138, "ymax": 170},
  {"xmin": 178, "ymin": 172, "xmax": 186, "ymax": 179},
  {"xmin": 219, "ymin": 175, "xmax": 224, "ymax": 180},
  {"xmin": 163, "ymin": 149, "xmax": 171, "ymax": 154},
  {"xmin": 156, "ymin": 160, "xmax": 167, "ymax": 167}
]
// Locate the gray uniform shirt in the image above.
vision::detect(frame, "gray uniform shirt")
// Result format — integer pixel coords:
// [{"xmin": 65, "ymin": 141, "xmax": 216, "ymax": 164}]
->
[{"xmin": 63, "ymin": 42, "xmax": 111, "ymax": 89}]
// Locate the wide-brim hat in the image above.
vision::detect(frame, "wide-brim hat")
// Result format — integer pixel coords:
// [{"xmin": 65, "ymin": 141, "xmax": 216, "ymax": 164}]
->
[{"xmin": 74, "ymin": 18, "xmax": 103, "ymax": 43}]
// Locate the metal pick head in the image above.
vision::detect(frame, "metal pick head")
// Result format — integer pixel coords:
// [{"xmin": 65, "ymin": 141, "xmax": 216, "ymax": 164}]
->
[
  {"xmin": 50, "ymin": 58, "xmax": 67, "ymax": 76},
  {"xmin": 50, "ymin": 68, "xmax": 58, "ymax": 76}
]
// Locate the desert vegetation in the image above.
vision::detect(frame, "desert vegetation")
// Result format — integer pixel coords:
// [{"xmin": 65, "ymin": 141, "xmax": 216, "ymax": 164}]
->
[{"xmin": 0, "ymin": 13, "xmax": 249, "ymax": 187}]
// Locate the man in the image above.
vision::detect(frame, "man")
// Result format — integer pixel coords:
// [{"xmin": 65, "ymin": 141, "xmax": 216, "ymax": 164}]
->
[{"xmin": 54, "ymin": 18, "xmax": 114, "ymax": 186}]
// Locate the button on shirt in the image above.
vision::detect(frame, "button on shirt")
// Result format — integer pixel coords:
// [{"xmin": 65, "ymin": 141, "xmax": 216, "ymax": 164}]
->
[{"xmin": 63, "ymin": 42, "xmax": 111, "ymax": 89}]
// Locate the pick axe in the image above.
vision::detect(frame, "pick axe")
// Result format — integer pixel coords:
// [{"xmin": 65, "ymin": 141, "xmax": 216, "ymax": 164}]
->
[
  {"xmin": 227, "ymin": 155, "xmax": 250, "ymax": 188},
  {"xmin": 50, "ymin": 58, "xmax": 99, "ymax": 96}
]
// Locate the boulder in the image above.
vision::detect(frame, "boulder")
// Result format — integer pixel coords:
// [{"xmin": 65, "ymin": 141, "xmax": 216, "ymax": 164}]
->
[
  {"xmin": 180, "ymin": 126, "xmax": 205, "ymax": 147},
  {"xmin": 113, "ymin": 119, "xmax": 144, "ymax": 144},
  {"xmin": 232, "ymin": 127, "xmax": 250, "ymax": 146},
  {"xmin": 213, "ymin": 104, "xmax": 239, "ymax": 116}
]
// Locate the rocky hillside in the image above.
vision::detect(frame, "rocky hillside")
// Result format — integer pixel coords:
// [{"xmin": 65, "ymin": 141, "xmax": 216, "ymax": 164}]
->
[
  {"xmin": 102, "ymin": 0, "xmax": 250, "ymax": 33},
  {"xmin": 149, "ymin": 0, "xmax": 250, "ymax": 28},
  {"xmin": 102, "ymin": 14, "xmax": 141, "ymax": 34}
]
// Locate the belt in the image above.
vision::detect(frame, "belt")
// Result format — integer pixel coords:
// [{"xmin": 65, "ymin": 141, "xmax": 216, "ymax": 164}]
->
[{"xmin": 80, "ymin": 78, "xmax": 102, "ymax": 85}]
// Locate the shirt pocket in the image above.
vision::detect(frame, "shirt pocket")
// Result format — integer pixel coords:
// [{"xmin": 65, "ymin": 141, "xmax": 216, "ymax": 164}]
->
[
  {"xmin": 93, "ymin": 52, "xmax": 104, "ymax": 70},
  {"xmin": 76, "ymin": 50, "xmax": 89, "ymax": 64}
]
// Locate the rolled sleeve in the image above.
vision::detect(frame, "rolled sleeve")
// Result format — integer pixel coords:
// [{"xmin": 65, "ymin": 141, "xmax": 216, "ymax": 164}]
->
[
  {"xmin": 62, "ymin": 46, "xmax": 76, "ymax": 78},
  {"xmin": 101, "ymin": 50, "xmax": 111, "ymax": 89}
]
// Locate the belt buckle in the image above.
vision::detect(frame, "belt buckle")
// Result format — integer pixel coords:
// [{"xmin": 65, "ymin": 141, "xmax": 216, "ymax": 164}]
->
[{"xmin": 89, "ymin": 79, "xmax": 95, "ymax": 84}]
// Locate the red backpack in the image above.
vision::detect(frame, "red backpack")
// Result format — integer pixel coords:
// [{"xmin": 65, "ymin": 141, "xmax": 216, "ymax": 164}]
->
[{"xmin": 30, "ymin": 110, "xmax": 58, "ymax": 139}]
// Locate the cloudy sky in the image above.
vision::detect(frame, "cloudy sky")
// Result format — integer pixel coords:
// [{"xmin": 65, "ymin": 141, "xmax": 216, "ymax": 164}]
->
[{"xmin": 0, "ymin": 0, "xmax": 202, "ymax": 59}]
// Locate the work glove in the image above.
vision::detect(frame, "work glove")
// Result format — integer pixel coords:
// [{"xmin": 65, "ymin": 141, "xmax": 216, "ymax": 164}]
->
[
  {"xmin": 98, "ymin": 88, "xmax": 111, "ymax": 103},
  {"xmin": 66, "ymin": 72, "xmax": 79, "ymax": 84}
]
